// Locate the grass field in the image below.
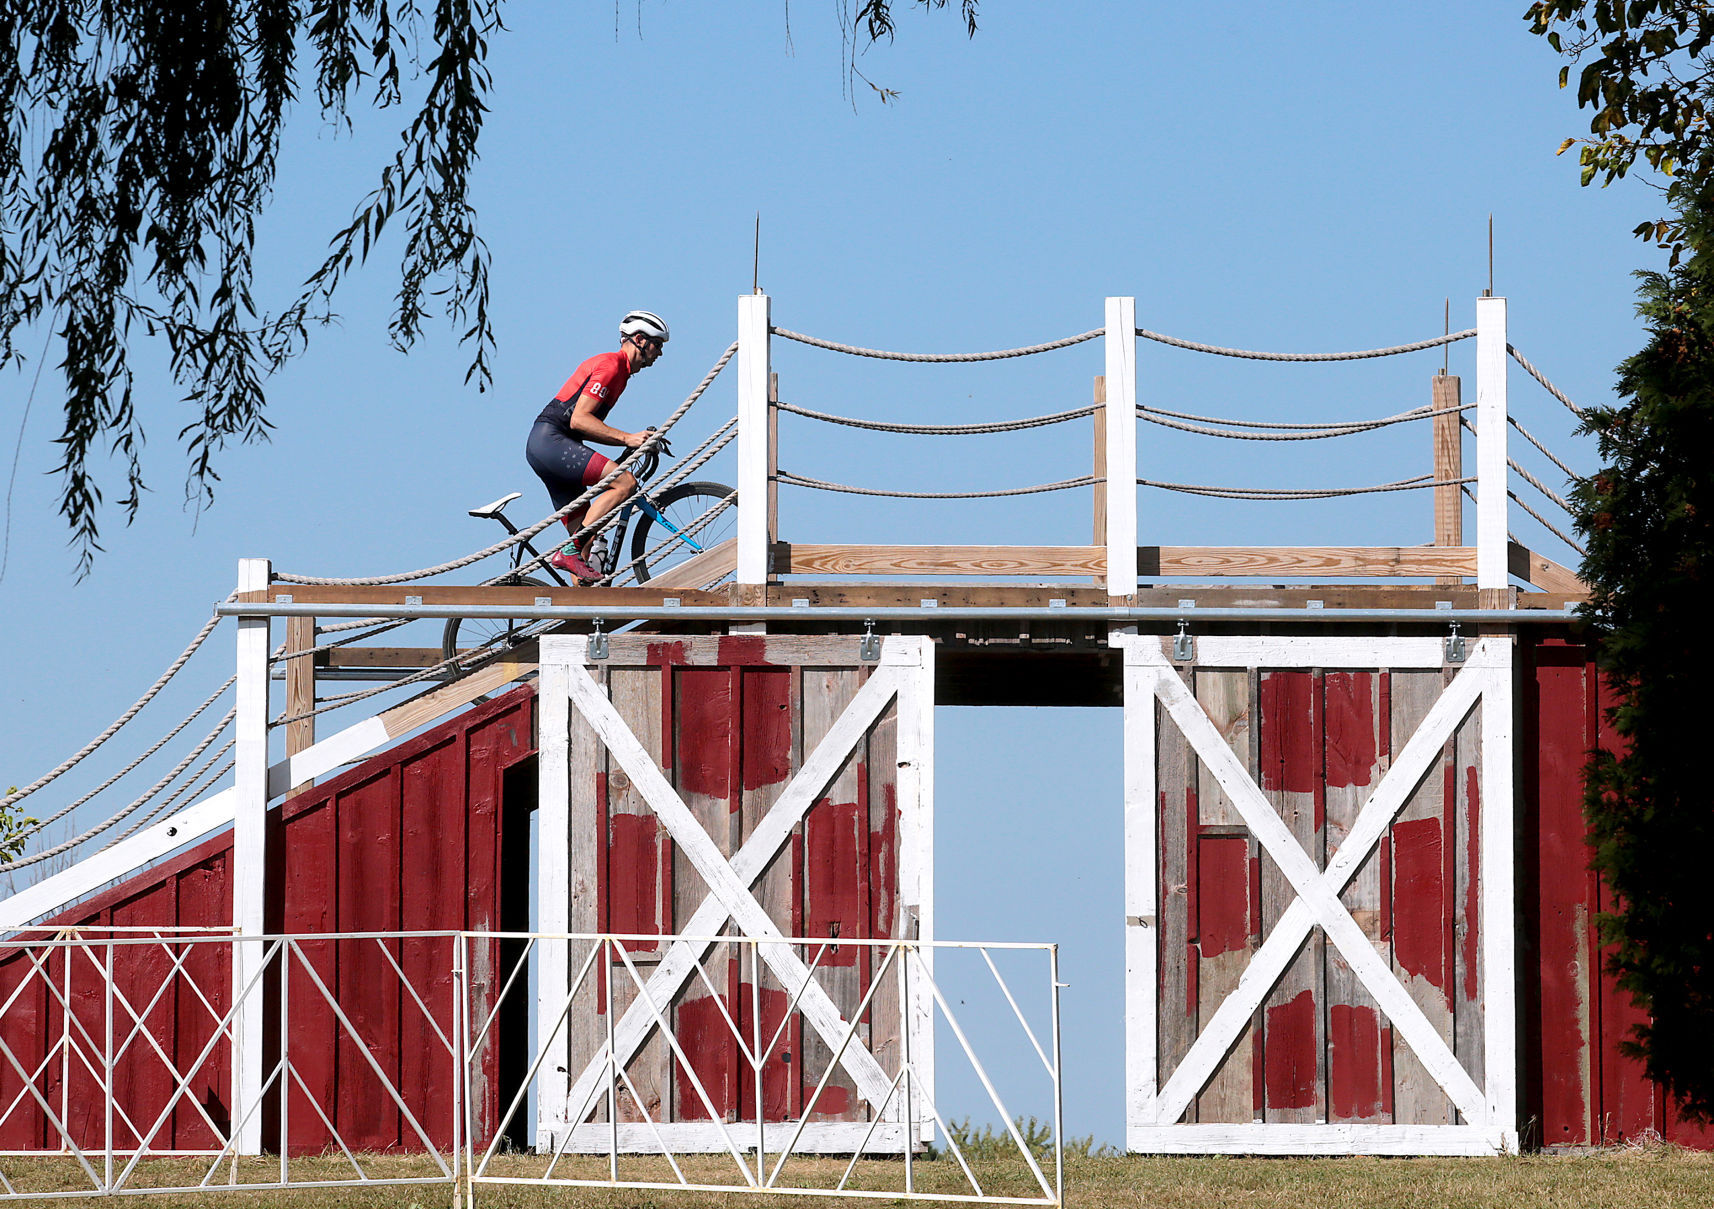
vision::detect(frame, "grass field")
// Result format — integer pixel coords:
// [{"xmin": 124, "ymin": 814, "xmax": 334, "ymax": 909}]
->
[{"xmin": 5, "ymin": 1145, "xmax": 1714, "ymax": 1209}]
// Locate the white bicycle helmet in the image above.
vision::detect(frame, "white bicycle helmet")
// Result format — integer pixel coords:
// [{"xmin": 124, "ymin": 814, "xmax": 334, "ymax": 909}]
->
[{"xmin": 619, "ymin": 310, "xmax": 670, "ymax": 343}]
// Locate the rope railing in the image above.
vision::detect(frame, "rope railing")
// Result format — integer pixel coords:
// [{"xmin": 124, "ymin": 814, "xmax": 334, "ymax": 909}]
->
[
  {"xmin": 1, "ymin": 605, "xmax": 230, "ymax": 812},
  {"xmin": 776, "ymin": 400, "xmax": 1099, "ymax": 435},
  {"xmin": 6, "ymin": 709, "xmax": 237, "ymax": 871},
  {"xmin": 1139, "ymin": 474, "xmax": 1474, "ymax": 501},
  {"xmin": 1509, "ymin": 415, "xmax": 1580, "ymax": 481},
  {"xmin": 777, "ymin": 470, "xmax": 1100, "ymax": 500},
  {"xmin": 102, "ymin": 743, "xmax": 237, "ymax": 852},
  {"xmin": 1508, "ymin": 457, "xmax": 1575, "ymax": 515},
  {"xmin": 1136, "ymin": 327, "xmax": 1475, "ymax": 362},
  {"xmin": 1138, "ymin": 401, "xmax": 1472, "ymax": 442},
  {"xmin": 1511, "ymin": 490, "xmax": 1587, "ymax": 558},
  {"xmin": 771, "ymin": 326, "xmax": 1102, "ymax": 363},
  {"xmin": 1509, "ymin": 345, "xmax": 1585, "ymax": 418},
  {"xmin": 9, "ymin": 674, "xmax": 236, "ymax": 845},
  {"xmin": 273, "ymin": 341, "xmax": 739, "ymax": 587}
]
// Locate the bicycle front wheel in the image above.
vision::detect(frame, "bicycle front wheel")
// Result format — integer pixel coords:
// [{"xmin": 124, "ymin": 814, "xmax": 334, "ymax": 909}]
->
[
  {"xmin": 442, "ymin": 575, "xmax": 551, "ymax": 667},
  {"xmin": 627, "ymin": 482, "xmax": 738, "ymax": 586}
]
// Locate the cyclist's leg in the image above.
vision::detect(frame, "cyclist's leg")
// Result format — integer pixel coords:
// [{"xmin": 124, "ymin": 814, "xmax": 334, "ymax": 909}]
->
[{"xmin": 526, "ymin": 422, "xmax": 608, "ymax": 580}]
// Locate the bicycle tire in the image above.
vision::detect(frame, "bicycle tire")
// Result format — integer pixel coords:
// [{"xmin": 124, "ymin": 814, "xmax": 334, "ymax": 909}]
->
[
  {"xmin": 442, "ymin": 574, "xmax": 551, "ymax": 667},
  {"xmin": 627, "ymin": 482, "xmax": 738, "ymax": 586}
]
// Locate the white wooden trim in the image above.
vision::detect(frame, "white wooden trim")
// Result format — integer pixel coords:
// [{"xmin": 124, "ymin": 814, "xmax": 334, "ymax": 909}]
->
[
  {"xmin": 557, "ymin": 650, "xmax": 902, "ymax": 1123},
  {"xmin": 535, "ymin": 636, "xmax": 576, "ymax": 1148},
  {"xmin": 1189, "ymin": 635, "xmax": 1448, "ymax": 670},
  {"xmin": 0, "ymin": 788, "xmax": 236, "ymax": 934},
  {"xmin": 1144, "ymin": 655, "xmax": 1488, "ymax": 1124},
  {"xmin": 1476, "ymin": 297, "xmax": 1509, "ymax": 589},
  {"xmin": 1120, "ymin": 639, "xmax": 1158, "ymax": 1127},
  {"xmin": 1127, "ymin": 1124, "xmax": 1507, "ymax": 1156},
  {"xmin": 737, "ymin": 294, "xmax": 771, "ymax": 585},
  {"xmin": 265, "ymin": 717, "xmax": 390, "ymax": 799},
  {"xmin": 1119, "ymin": 634, "xmax": 1514, "ymax": 1151},
  {"xmin": 1104, "ymin": 298, "xmax": 1138, "ymax": 597},
  {"xmin": 1146, "ymin": 656, "xmax": 1485, "ymax": 1122},
  {"xmin": 231, "ymin": 558, "xmax": 269, "ymax": 1157},
  {"xmin": 1480, "ymin": 634, "xmax": 1519, "ymax": 1150},
  {"xmin": 892, "ymin": 635, "xmax": 935, "ymax": 1137}
]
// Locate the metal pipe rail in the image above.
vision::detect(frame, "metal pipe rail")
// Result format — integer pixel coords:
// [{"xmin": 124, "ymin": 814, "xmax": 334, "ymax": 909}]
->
[{"xmin": 218, "ymin": 601, "xmax": 1581, "ymax": 625}]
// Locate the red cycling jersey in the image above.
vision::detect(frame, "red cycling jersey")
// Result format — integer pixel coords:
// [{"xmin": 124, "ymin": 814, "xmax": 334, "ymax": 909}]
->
[{"xmin": 535, "ymin": 351, "xmax": 632, "ymax": 432}]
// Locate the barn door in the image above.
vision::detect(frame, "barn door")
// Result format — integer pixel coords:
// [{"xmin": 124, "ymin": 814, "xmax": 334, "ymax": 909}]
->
[
  {"xmin": 1117, "ymin": 632, "xmax": 1516, "ymax": 1155},
  {"xmin": 534, "ymin": 633, "xmax": 933, "ymax": 1153}
]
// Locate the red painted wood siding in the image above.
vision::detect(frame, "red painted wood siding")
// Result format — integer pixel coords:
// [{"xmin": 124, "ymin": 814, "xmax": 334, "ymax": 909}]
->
[
  {"xmin": 0, "ymin": 688, "xmax": 534, "ymax": 1155},
  {"xmin": 1519, "ymin": 635, "xmax": 1714, "ymax": 1149}
]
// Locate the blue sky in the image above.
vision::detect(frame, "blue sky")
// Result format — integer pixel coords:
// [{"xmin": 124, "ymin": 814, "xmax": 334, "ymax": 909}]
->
[{"xmin": 0, "ymin": 4, "xmax": 1656, "ymax": 1143}]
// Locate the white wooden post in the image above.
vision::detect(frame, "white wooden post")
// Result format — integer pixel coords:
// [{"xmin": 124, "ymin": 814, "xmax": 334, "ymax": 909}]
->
[
  {"xmin": 1104, "ymin": 298, "xmax": 1138, "ymax": 597},
  {"xmin": 1475, "ymin": 297, "xmax": 1508, "ymax": 591},
  {"xmin": 891, "ymin": 635, "xmax": 935, "ymax": 1139},
  {"xmin": 1481, "ymin": 649, "xmax": 1518, "ymax": 1149},
  {"xmin": 231, "ymin": 557, "xmax": 270, "ymax": 1156},
  {"xmin": 536, "ymin": 634, "xmax": 575, "ymax": 1149},
  {"xmin": 1116, "ymin": 635, "xmax": 1157, "ymax": 1145},
  {"xmin": 737, "ymin": 294, "xmax": 772, "ymax": 586}
]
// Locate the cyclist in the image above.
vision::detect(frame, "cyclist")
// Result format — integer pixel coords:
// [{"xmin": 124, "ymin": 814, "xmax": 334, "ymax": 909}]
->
[{"xmin": 525, "ymin": 310, "xmax": 669, "ymax": 583}]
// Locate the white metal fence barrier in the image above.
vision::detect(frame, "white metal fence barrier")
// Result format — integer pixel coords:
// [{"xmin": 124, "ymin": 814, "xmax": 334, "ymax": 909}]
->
[{"xmin": 0, "ymin": 929, "xmax": 1061, "ymax": 1206}]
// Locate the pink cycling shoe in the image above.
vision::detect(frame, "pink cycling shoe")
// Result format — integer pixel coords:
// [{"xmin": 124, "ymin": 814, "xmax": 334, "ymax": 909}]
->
[{"xmin": 549, "ymin": 547, "xmax": 601, "ymax": 585}]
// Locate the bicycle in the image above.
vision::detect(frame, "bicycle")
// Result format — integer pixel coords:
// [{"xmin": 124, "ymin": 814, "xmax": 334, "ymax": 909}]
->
[{"xmin": 442, "ymin": 439, "xmax": 736, "ymax": 664}]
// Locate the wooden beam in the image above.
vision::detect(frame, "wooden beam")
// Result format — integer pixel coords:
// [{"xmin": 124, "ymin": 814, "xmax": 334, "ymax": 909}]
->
[
  {"xmin": 1141, "ymin": 546, "xmax": 1478, "ymax": 578},
  {"xmin": 323, "ymin": 646, "xmax": 446, "ymax": 668},
  {"xmin": 1507, "ymin": 541, "xmax": 1586, "ymax": 595},
  {"xmin": 775, "ymin": 544, "xmax": 1107, "ymax": 577},
  {"xmin": 375, "ymin": 644, "xmax": 538, "ymax": 738},
  {"xmin": 285, "ymin": 615, "xmax": 316, "ymax": 795},
  {"xmin": 645, "ymin": 537, "xmax": 738, "ymax": 590},
  {"xmin": 1433, "ymin": 373, "xmax": 1463, "ymax": 586}
]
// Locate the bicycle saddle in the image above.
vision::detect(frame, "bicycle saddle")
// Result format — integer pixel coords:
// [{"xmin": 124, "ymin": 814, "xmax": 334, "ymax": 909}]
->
[{"xmin": 467, "ymin": 491, "xmax": 523, "ymax": 519}]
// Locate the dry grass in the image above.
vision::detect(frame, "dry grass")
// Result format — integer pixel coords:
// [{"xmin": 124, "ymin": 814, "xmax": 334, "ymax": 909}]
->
[{"xmin": 4, "ymin": 1145, "xmax": 1714, "ymax": 1208}]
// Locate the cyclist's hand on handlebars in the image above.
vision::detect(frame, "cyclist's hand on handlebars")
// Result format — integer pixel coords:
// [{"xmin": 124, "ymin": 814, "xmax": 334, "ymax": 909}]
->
[{"xmin": 639, "ymin": 426, "xmax": 672, "ymax": 457}]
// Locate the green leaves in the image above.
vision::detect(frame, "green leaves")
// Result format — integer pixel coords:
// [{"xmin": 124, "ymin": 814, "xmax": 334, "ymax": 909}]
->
[
  {"xmin": 1575, "ymin": 182, "xmax": 1714, "ymax": 1122},
  {"xmin": 1526, "ymin": 0, "xmax": 1714, "ymax": 258},
  {"xmin": 0, "ymin": 0, "xmax": 501, "ymax": 576}
]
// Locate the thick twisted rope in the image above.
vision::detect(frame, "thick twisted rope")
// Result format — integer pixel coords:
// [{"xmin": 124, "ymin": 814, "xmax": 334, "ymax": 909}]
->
[
  {"xmin": 1510, "ymin": 491, "xmax": 1587, "ymax": 557},
  {"xmin": 1508, "ymin": 416, "xmax": 1580, "ymax": 481},
  {"xmin": 1508, "ymin": 457, "xmax": 1575, "ymax": 516},
  {"xmin": 776, "ymin": 400, "xmax": 1099, "ymax": 435},
  {"xmin": 771, "ymin": 327, "xmax": 1103, "ymax": 362},
  {"xmin": 2, "ymin": 606, "xmax": 229, "ymax": 811},
  {"xmin": 1139, "ymin": 474, "xmax": 1473, "ymax": 501},
  {"xmin": 9, "ymin": 675, "xmax": 236, "ymax": 845},
  {"xmin": 7, "ymin": 710, "xmax": 237, "ymax": 870},
  {"xmin": 1138, "ymin": 401, "xmax": 1471, "ymax": 442},
  {"xmin": 102, "ymin": 743, "xmax": 236, "ymax": 852},
  {"xmin": 777, "ymin": 470, "xmax": 1099, "ymax": 500},
  {"xmin": 1136, "ymin": 327, "xmax": 1475, "ymax": 362},
  {"xmin": 1509, "ymin": 345, "xmax": 1585, "ymax": 418},
  {"xmin": 273, "ymin": 342, "xmax": 738, "ymax": 586}
]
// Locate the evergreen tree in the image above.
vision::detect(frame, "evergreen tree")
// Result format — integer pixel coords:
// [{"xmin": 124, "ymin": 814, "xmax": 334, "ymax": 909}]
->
[{"xmin": 1577, "ymin": 182, "xmax": 1714, "ymax": 1118}]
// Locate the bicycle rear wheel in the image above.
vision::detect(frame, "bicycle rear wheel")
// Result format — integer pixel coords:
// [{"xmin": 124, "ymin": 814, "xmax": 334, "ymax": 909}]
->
[
  {"xmin": 442, "ymin": 575, "xmax": 550, "ymax": 667},
  {"xmin": 627, "ymin": 482, "xmax": 738, "ymax": 586}
]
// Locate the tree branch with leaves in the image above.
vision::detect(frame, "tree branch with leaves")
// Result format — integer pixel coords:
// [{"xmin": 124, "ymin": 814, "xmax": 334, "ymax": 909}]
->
[{"xmin": 1, "ymin": 1, "xmax": 975, "ymax": 576}]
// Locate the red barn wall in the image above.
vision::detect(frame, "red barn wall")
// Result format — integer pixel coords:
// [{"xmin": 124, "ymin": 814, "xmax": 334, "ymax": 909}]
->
[
  {"xmin": 0, "ymin": 687, "xmax": 535, "ymax": 1155},
  {"xmin": 1519, "ymin": 634, "xmax": 1714, "ymax": 1149}
]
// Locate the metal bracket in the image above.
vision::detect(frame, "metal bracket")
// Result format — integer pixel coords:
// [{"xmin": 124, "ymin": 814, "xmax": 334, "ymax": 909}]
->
[
  {"xmin": 1173, "ymin": 619, "xmax": 1194, "ymax": 662},
  {"xmin": 859, "ymin": 619, "xmax": 881, "ymax": 662},
  {"xmin": 1445, "ymin": 621, "xmax": 1467, "ymax": 664},
  {"xmin": 589, "ymin": 618, "xmax": 610, "ymax": 661}
]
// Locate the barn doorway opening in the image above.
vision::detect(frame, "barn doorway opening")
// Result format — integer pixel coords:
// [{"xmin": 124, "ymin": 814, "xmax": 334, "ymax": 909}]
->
[{"xmin": 935, "ymin": 704, "xmax": 1124, "ymax": 1149}]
